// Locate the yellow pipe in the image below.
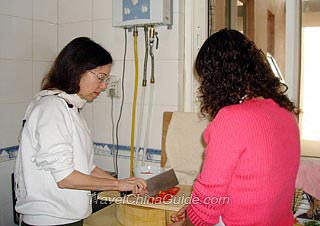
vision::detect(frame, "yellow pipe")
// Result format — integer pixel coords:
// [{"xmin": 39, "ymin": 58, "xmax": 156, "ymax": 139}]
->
[{"xmin": 130, "ymin": 28, "xmax": 139, "ymax": 177}]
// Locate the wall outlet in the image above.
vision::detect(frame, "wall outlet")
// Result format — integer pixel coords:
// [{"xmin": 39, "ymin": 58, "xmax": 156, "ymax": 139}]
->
[{"xmin": 106, "ymin": 76, "xmax": 121, "ymax": 98}]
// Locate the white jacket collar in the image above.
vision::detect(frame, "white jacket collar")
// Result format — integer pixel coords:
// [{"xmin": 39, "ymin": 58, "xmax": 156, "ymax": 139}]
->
[{"xmin": 35, "ymin": 90, "xmax": 87, "ymax": 109}]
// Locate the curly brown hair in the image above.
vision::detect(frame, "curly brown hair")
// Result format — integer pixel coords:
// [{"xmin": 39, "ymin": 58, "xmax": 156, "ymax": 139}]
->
[{"xmin": 195, "ymin": 28, "xmax": 298, "ymax": 119}]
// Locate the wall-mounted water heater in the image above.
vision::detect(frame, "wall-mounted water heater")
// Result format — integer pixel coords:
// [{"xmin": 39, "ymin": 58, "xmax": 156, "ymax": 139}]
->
[{"xmin": 112, "ymin": 0, "xmax": 172, "ymax": 28}]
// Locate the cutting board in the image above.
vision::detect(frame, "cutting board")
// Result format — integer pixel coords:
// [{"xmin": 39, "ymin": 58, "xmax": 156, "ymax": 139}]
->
[
  {"xmin": 98, "ymin": 184, "xmax": 192, "ymax": 212},
  {"xmin": 84, "ymin": 203, "xmax": 174, "ymax": 226}
]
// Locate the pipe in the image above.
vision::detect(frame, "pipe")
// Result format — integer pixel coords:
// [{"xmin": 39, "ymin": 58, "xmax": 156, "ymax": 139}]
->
[
  {"xmin": 149, "ymin": 26, "xmax": 155, "ymax": 84},
  {"xmin": 142, "ymin": 26, "xmax": 149, "ymax": 87},
  {"xmin": 142, "ymin": 84, "xmax": 155, "ymax": 166},
  {"xmin": 134, "ymin": 26, "xmax": 149, "ymax": 168},
  {"xmin": 142, "ymin": 26, "xmax": 156, "ymax": 166},
  {"xmin": 130, "ymin": 26, "xmax": 139, "ymax": 177},
  {"xmin": 134, "ymin": 88, "xmax": 146, "ymax": 168}
]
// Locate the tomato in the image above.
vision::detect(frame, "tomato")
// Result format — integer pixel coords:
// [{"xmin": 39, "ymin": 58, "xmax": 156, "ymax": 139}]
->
[
  {"xmin": 148, "ymin": 187, "xmax": 180, "ymax": 204},
  {"xmin": 158, "ymin": 190, "xmax": 166, "ymax": 198},
  {"xmin": 148, "ymin": 197, "xmax": 155, "ymax": 203},
  {"xmin": 166, "ymin": 186, "xmax": 180, "ymax": 195},
  {"xmin": 163, "ymin": 194, "xmax": 173, "ymax": 201}
]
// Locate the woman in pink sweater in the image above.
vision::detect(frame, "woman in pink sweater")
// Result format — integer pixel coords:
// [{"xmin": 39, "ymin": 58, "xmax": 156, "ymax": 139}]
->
[{"xmin": 169, "ymin": 29, "xmax": 300, "ymax": 226}]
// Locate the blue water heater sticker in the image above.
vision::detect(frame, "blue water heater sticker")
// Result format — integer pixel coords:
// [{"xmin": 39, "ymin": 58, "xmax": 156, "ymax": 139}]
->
[{"xmin": 123, "ymin": 0, "xmax": 150, "ymax": 22}]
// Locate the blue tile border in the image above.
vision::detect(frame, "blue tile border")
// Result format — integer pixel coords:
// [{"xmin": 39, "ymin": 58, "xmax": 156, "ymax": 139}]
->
[
  {"xmin": 93, "ymin": 142, "xmax": 161, "ymax": 163},
  {"xmin": 0, "ymin": 145, "xmax": 19, "ymax": 163},
  {"xmin": 0, "ymin": 143, "xmax": 161, "ymax": 163}
]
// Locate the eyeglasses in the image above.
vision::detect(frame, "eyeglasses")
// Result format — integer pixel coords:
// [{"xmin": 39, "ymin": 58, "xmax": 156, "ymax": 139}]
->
[{"xmin": 88, "ymin": 70, "xmax": 111, "ymax": 83}]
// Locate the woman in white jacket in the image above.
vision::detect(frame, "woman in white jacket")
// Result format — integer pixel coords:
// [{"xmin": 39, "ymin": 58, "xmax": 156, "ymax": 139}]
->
[{"xmin": 14, "ymin": 37, "xmax": 147, "ymax": 226}]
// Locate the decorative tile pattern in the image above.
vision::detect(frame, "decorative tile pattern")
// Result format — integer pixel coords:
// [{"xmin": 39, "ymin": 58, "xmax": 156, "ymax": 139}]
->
[
  {"xmin": 0, "ymin": 146, "xmax": 19, "ymax": 163},
  {"xmin": 0, "ymin": 143, "xmax": 161, "ymax": 163},
  {"xmin": 93, "ymin": 142, "xmax": 161, "ymax": 163}
]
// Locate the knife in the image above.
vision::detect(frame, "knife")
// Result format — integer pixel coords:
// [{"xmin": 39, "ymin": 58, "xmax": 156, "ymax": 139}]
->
[{"xmin": 146, "ymin": 168, "xmax": 179, "ymax": 196}]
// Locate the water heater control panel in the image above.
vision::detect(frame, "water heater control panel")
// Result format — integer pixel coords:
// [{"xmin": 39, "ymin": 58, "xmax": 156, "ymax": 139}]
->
[{"xmin": 112, "ymin": 0, "xmax": 172, "ymax": 28}]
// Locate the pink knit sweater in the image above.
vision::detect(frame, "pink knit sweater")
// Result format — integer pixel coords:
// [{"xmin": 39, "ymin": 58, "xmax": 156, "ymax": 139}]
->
[{"xmin": 186, "ymin": 98, "xmax": 300, "ymax": 226}]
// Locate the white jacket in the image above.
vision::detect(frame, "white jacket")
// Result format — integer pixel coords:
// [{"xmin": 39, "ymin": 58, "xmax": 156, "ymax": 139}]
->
[{"xmin": 14, "ymin": 90, "xmax": 96, "ymax": 225}]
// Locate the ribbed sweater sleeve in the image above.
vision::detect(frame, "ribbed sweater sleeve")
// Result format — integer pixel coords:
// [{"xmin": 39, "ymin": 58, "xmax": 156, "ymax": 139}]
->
[{"xmin": 187, "ymin": 108, "xmax": 245, "ymax": 226}]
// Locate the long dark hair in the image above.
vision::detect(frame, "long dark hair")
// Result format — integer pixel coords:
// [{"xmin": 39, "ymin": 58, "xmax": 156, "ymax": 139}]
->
[
  {"xmin": 195, "ymin": 28, "xmax": 298, "ymax": 119},
  {"xmin": 41, "ymin": 37, "xmax": 113, "ymax": 93}
]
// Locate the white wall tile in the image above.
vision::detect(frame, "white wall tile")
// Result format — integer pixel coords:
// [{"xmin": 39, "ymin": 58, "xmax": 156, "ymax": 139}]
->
[
  {"xmin": 93, "ymin": 19, "xmax": 125, "ymax": 61},
  {"xmin": 33, "ymin": 21, "xmax": 58, "ymax": 61},
  {"xmin": 32, "ymin": 61, "xmax": 51, "ymax": 94},
  {"xmin": 0, "ymin": 60, "xmax": 33, "ymax": 102},
  {"xmin": 153, "ymin": 60, "xmax": 180, "ymax": 106},
  {"xmin": 33, "ymin": 0, "xmax": 58, "ymax": 23},
  {"xmin": 0, "ymin": 161, "xmax": 15, "ymax": 226},
  {"xmin": 153, "ymin": 13, "xmax": 183, "ymax": 60},
  {"xmin": 92, "ymin": 20, "xmax": 114, "ymax": 57},
  {"xmin": 0, "ymin": 103, "xmax": 28, "ymax": 147},
  {"xmin": 93, "ymin": 19, "xmax": 146, "ymax": 61},
  {"xmin": 0, "ymin": 15, "xmax": 33, "ymax": 60},
  {"xmin": 92, "ymin": 102, "xmax": 133, "ymax": 146},
  {"xmin": 33, "ymin": 21, "xmax": 57, "ymax": 61},
  {"xmin": 81, "ymin": 102, "xmax": 94, "ymax": 134},
  {"xmin": 58, "ymin": 21, "xmax": 92, "ymax": 51},
  {"xmin": 112, "ymin": 60, "xmax": 135, "ymax": 104},
  {"xmin": 117, "ymin": 157, "xmax": 130, "ymax": 179},
  {"xmin": 105, "ymin": 58, "xmax": 180, "ymax": 111},
  {"xmin": 58, "ymin": 0, "xmax": 92, "ymax": 24},
  {"xmin": 143, "ymin": 105, "xmax": 178, "ymax": 149},
  {"xmin": 0, "ymin": 202, "xmax": 15, "ymax": 226},
  {"xmin": 93, "ymin": 0, "xmax": 112, "ymax": 20},
  {"xmin": 93, "ymin": 154, "xmax": 115, "ymax": 173},
  {"xmin": 0, "ymin": 160, "xmax": 15, "ymax": 205},
  {"xmin": 0, "ymin": 0, "xmax": 33, "ymax": 19},
  {"xmin": 92, "ymin": 101, "xmax": 113, "ymax": 143}
]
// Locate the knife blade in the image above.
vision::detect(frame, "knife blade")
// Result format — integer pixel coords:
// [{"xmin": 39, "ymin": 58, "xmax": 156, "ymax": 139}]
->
[{"xmin": 146, "ymin": 168, "xmax": 179, "ymax": 196}]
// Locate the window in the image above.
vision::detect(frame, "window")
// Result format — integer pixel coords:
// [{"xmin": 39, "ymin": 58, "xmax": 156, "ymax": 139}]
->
[
  {"xmin": 267, "ymin": 10, "xmax": 275, "ymax": 56},
  {"xmin": 299, "ymin": 0, "xmax": 320, "ymax": 157},
  {"xmin": 208, "ymin": 0, "xmax": 254, "ymax": 38},
  {"xmin": 237, "ymin": 0, "xmax": 247, "ymax": 34}
]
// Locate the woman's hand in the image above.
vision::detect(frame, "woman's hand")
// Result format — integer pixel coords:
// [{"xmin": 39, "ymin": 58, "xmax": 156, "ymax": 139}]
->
[
  {"xmin": 171, "ymin": 204, "xmax": 188, "ymax": 222},
  {"xmin": 117, "ymin": 177, "xmax": 147, "ymax": 195}
]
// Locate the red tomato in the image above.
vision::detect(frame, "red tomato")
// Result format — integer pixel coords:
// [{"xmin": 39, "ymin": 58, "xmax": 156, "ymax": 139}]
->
[
  {"xmin": 163, "ymin": 194, "xmax": 173, "ymax": 201},
  {"xmin": 166, "ymin": 186, "xmax": 180, "ymax": 195},
  {"xmin": 148, "ymin": 187, "xmax": 180, "ymax": 204},
  {"xmin": 158, "ymin": 190, "xmax": 166, "ymax": 198},
  {"xmin": 148, "ymin": 196, "xmax": 155, "ymax": 203}
]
